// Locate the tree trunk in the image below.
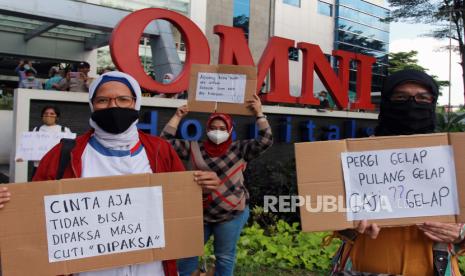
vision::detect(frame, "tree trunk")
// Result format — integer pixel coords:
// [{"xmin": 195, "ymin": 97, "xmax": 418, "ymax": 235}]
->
[
  {"xmin": 455, "ymin": 1, "xmax": 465, "ymax": 103},
  {"xmin": 461, "ymin": 48, "xmax": 465, "ymax": 103},
  {"xmin": 459, "ymin": 25, "xmax": 465, "ymax": 101}
]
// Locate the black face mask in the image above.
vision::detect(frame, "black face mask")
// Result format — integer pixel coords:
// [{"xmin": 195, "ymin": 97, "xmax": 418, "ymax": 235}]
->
[
  {"xmin": 91, "ymin": 107, "xmax": 139, "ymax": 134},
  {"xmin": 376, "ymin": 99, "xmax": 436, "ymax": 136}
]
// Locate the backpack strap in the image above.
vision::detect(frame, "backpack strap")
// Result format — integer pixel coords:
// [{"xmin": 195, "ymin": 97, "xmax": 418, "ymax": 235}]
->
[
  {"xmin": 330, "ymin": 230, "xmax": 359, "ymax": 273},
  {"xmin": 433, "ymin": 242, "xmax": 451, "ymax": 276},
  {"xmin": 56, "ymin": 138, "xmax": 76, "ymax": 180},
  {"xmin": 61, "ymin": 125, "xmax": 65, "ymax": 132}
]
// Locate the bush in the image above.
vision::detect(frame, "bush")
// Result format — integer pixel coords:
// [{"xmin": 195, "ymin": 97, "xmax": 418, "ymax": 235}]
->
[{"xmin": 204, "ymin": 215, "xmax": 340, "ymax": 274}]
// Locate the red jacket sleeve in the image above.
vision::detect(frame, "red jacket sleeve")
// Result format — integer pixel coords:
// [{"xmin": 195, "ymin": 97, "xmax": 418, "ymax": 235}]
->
[{"xmin": 32, "ymin": 143, "xmax": 62, "ymax": 181}]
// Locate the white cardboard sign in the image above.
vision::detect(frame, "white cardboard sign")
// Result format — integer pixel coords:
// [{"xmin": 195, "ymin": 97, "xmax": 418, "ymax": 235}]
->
[
  {"xmin": 44, "ymin": 186, "xmax": 165, "ymax": 263},
  {"xmin": 195, "ymin": 72, "xmax": 247, "ymax": 104},
  {"xmin": 341, "ymin": 145, "xmax": 459, "ymax": 221},
  {"xmin": 16, "ymin": 131, "xmax": 76, "ymax": 161}
]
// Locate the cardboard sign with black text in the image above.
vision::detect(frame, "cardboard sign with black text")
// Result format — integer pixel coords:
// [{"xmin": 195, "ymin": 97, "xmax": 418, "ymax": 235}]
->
[
  {"xmin": 295, "ymin": 133, "xmax": 465, "ymax": 232},
  {"xmin": 187, "ymin": 64, "xmax": 257, "ymax": 115},
  {"xmin": 0, "ymin": 172, "xmax": 203, "ymax": 276}
]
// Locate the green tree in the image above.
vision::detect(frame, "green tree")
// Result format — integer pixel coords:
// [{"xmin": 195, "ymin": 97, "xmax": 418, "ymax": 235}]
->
[
  {"xmin": 436, "ymin": 106, "xmax": 465, "ymax": 131},
  {"xmin": 97, "ymin": 47, "xmax": 115, "ymax": 73},
  {"xmin": 389, "ymin": 50, "xmax": 450, "ymax": 89},
  {"xmin": 387, "ymin": 0, "xmax": 464, "ymax": 100}
]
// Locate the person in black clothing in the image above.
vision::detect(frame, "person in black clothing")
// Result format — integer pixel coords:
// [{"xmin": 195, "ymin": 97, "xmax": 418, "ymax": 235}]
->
[
  {"xmin": 318, "ymin": 90, "xmax": 330, "ymax": 108},
  {"xmin": 333, "ymin": 69, "xmax": 464, "ymax": 275}
]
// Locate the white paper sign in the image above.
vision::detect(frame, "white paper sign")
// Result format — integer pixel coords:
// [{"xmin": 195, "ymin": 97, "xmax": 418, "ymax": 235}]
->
[
  {"xmin": 15, "ymin": 131, "xmax": 76, "ymax": 161},
  {"xmin": 195, "ymin": 72, "xmax": 247, "ymax": 103},
  {"xmin": 341, "ymin": 146, "xmax": 459, "ymax": 221},
  {"xmin": 44, "ymin": 186, "xmax": 165, "ymax": 262}
]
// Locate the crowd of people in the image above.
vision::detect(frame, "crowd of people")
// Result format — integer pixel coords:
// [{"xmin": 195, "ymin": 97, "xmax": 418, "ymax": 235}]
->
[
  {"xmin": 15, "ymin": 60, "xmax": 93, "ymax": 92},
  {"xmin": 14, "ymin": 59, "xmax": 188, "ymax": 98},
  {"xmin": 0, "ymin": 67, "xmax": 463, "ymax": 276}
]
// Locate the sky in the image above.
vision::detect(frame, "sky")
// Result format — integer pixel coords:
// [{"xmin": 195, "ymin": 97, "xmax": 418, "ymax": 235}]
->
[{"xmin": 389, "ymin": 21, "xmax": 464, "ymax": 107}]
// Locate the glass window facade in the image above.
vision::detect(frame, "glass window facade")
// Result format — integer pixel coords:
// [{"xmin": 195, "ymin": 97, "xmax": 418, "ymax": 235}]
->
[
  {"xmin": 337, "ymin": 18, "xmax": 389, "ymax": 43},
  {"xmin": 337, "ymin": 30, "xmax": 388, "ymax": 52},
  {"xmin": 233, "ymin": 0, "xmax": 250, "ymax": 39},
  {"xmin": 283, "ymin": 0, "xmax": 300, "ymax": 7},
  {"xmin": 318, "ymin": 1, "xmax": 333, "ymax": 17},
  {"xmin": 74, "ymin": 0, "xmax": 190, "ymax": 15},
  {"xmin": 339, "ymin": 6, "xmax": 388, "ymax": 31},
  {"xmin": 335, "ymin": 0, "xmax": 390, "ymax": 93},
  {"xmin": 339, "ymin": 0, "xmax": 389, "ymax": 18}
]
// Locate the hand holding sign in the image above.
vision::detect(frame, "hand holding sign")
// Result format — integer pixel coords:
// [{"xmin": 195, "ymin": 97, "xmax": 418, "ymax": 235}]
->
[
  {"xmin": 246, "ymin": 94, "xmax": 264, "ymax": 117},
  {"xmin": 295, "ymin": 133, "xmax": 465, "ymax": 232},
  {"xmin": 0, "ymin": 186, "xmax": 10, "ymax": 209},
  {"xmin": 194, "ymin": 171, "xmax": 221, "ymax": 192},
  {"xmin": 0, "ymin": 172, "xmax": 204, "ymax": 276},
  {"xmin": 175, "ymin": 105, "xmax": 189, "ymax": 119},
  {"xmin": 356, "ymin": 220, "xmax": 380, "ymax": 239},
  {"xmin": 418, "ymin": 222, "xmax": 463, "ymax": 243}
]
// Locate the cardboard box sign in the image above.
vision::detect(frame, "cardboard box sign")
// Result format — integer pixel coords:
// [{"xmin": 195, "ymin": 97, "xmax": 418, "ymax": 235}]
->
[
  {"xmin": 295, "ymin": 133, "xmax": 465, "ymax": 232},
  {"xmin": 0, "ymin": 172, "xmax": 203, "ymax": 276},
  {"xmin": 187, "ymin": 64, "xmax": 257, "ymax": 115}
]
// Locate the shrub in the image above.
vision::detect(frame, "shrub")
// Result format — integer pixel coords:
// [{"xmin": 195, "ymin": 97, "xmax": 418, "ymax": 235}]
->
[{"xmin": 204, "ymin": 217, "xmax": 340, "ymax": 274}]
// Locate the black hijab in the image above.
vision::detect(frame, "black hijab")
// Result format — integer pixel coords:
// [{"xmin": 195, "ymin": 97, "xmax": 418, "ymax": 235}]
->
[{"xmin": 375, "ymin": 69, "xmax": 439, "ymax": 136}]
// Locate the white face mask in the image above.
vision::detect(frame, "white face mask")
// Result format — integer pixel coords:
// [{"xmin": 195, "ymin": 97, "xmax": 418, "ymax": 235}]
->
[{"xmin": 207, "ymin": 130, "xmax": 230, "ymax": 145}]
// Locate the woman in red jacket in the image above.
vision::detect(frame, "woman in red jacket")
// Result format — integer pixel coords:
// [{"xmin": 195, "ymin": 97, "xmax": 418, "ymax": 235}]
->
[{"xmin": 2, "ymin": 71, "xmax": 220, "ymax": 276}]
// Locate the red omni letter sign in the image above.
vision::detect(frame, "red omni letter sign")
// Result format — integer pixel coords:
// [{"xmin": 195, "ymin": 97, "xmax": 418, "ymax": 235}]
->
[
  {"xmin": 111, "ymin": 8, "xmax": 376, "ymax": 110},
  {"xmin": 110, "ymin": 8, "xmax": 210, "ymax": 93}
]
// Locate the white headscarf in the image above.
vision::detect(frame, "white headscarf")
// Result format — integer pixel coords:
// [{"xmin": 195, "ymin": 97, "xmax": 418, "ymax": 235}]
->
[{"xmin": 88, "ymin": 71, "xmax": 142, "ymax": 149}]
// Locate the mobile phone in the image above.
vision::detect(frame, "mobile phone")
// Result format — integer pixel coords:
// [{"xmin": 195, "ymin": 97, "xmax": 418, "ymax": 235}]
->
[{"xmin": 69, "ymin": 72, "xmax": 80, "ymax": 78}]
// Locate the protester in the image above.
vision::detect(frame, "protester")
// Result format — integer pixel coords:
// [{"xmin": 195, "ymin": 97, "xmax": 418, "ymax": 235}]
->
[
  {"xmin": 44, "ymin": 66, "xmax": 64, "ymax": 90},
  {"xmin": 154, "ymin": 73, "xmax": 184, "ymax": 98},
  {"xmin": 57, "ymin": 62, "xmax": 91, "ymax": 92},
  {"xmin": 29, "ymin": 106, "xmax": 71, "ymax": 176},
  {"xmin": 15, "ymin": 59, "xmax": 37, "ymax": 86},
  {"xmin": 25, "ymin": 71, "xmax": 221, "ymax": 275},
  {"xmin": 161, "ymin": 94, "xmax": 273, "ymax": 276},
  {"xmin": 332, "ymin": 69, "xmax": 463, "ymax": 275},
  {"xmin": 19, "ymin": 69, "xmax": 42, "ymax": 89}
]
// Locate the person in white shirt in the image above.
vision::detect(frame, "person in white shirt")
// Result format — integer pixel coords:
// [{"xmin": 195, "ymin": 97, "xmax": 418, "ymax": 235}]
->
[
  {"xmin": 33, "ymin": 106, "xmax": 71, "ymax": 171},
  {"xmin": 33, "ymin": 105, "xmax": 71, "ymax": 133},
  {"xmin": 16, "ymin": 106, "xmax": 72, "ymax": 177}
]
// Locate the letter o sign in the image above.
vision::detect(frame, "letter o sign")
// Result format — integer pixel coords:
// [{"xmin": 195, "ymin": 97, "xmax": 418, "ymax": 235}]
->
[
  {"xmin": 180, "ymin": 119, "xmax": 203, "ymax": 141},
  {"xmin": 110, "ymin": 8, "xmax": 210, "ymax": 93}
]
